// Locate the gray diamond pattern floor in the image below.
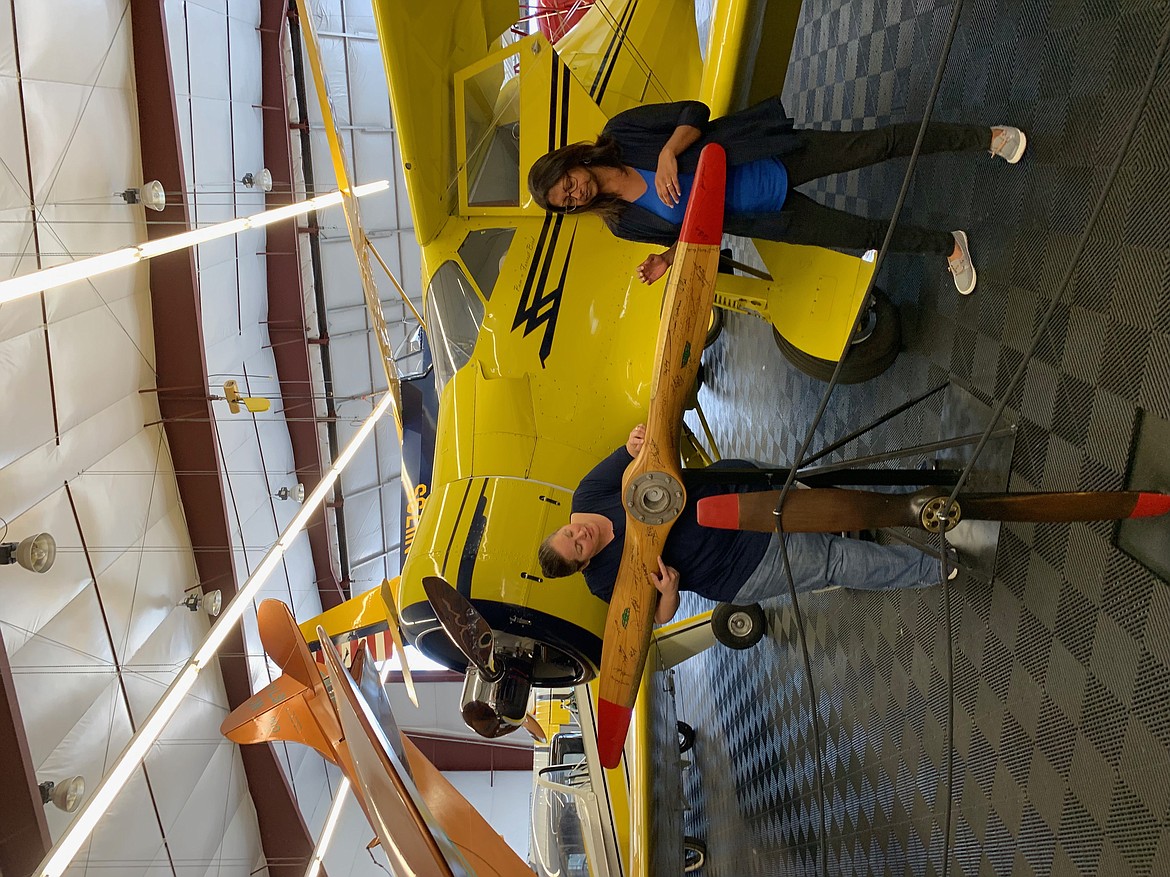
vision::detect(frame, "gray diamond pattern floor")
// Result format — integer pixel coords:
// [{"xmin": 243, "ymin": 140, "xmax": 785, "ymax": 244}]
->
[{"xmin": 651, "ymin": 1, "xmax": 1170, "ymax": 875}]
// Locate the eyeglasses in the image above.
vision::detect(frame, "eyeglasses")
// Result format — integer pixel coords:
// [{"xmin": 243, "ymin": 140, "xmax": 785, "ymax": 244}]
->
[{"xmin": 560, "ymin": 175, "xmax": 578, "ymax": 213}]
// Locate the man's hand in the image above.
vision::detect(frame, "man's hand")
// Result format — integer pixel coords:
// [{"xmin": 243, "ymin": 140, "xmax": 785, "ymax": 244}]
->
[
  {"xmin": 626, "ymin": 423, "xmax": 646, "ymax": 457},
  {"xmin": 636, "ymin": 252, "xmax": 671, "ymax": 285},
  {"xmin": 652, "ymin": 557, "xmax": 680, "ymax": 624}
]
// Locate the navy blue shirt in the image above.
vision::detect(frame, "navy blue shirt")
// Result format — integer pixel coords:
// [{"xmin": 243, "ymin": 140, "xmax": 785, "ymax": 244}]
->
[{"xmin": 571, "ymin": 447, "xmax": 771, "ymax": 603}]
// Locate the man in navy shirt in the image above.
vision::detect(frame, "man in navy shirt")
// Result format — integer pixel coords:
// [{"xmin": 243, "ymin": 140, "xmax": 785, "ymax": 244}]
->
[{"xmin": 538, "ymin": 425, "xmax": 952, "ymax": 623}]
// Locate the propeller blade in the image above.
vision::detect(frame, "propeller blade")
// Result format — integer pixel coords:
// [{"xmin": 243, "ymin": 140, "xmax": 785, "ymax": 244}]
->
[
  {"xmin": 597, "ymin": 144, "xmax": 727, "ymax": 771},
  {"xmin": 697, "ymin": 488, "xmax": 922, "ymax": 532},
  {"xmin": 698, "ymin": 489, "xmax": 1170, "ymax": 534},
  {"xmin": 421, "ymin": 576, "xmax": 496, "ymax": 677},
  {"xmin": 522, "ymin": 712, "xmax": 547, "ymax": 744},
  {"xmin": 381, "ymin": 579, "xmax": 419, "ymax": 707},
  {"xmin": 959, "ymin": 491, "xmax": 1170, "ymax": 522}
]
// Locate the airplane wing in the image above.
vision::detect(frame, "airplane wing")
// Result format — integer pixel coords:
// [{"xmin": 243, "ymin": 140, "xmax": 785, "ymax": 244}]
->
[{"xmin": 318, "ymin": 626, "xmax": 500, "ymax": 877}]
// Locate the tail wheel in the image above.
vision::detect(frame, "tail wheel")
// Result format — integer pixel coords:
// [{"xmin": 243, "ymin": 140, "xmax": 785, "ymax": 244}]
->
[
  {"xmin": 677, "ymin": 720, "xmax": 696, "ymax": 754},
  {"xmin": 772, "ymin": 289, "xmax": 900, "ymax": 384},
  {"xmin": 683, "ymin": 836, "xmax": 706, "ymax": 873},
  {"xmin": 711, "ymin": 602, "xmax": 766, "ymax": 650}
]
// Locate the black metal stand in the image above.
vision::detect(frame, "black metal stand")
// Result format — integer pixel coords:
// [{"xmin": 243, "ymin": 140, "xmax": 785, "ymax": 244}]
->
[{"xmin": 686, "ymin": 381, "xmax": 1018, "ymax": 490}]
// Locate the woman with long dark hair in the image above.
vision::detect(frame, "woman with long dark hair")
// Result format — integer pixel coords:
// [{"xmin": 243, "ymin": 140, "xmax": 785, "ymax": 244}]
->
[{"xmin": 527, "ymin": 97, "xmax": 1026, "ymax": 295}]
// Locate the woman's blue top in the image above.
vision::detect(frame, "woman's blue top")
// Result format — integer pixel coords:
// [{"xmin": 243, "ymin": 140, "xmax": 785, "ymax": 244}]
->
[{"xmin": 630, "ymin": 158, "xmax": 789, "ymax": 224}]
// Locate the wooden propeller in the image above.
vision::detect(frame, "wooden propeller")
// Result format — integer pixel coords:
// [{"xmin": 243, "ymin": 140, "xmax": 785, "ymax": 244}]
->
[
  {"xmin": 696, "ymin": 487, "xmax": 1170, "ymax": 533},
  {"xmin": 595, "ymin": 144, "xmax": 727, "ymax": 770}
]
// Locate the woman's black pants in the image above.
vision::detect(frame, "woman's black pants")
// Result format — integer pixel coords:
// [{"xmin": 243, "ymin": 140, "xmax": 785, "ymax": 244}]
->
[{"xmin": 778, "ymin": 122, "xmax": 989, "ymax": 254}]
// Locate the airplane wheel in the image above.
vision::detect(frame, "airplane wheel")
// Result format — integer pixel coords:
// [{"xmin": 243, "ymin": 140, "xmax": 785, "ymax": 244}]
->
[
  {"xmin": 772, "ymin": 289, "xmax": 900, "ymax": 384},
  {"xmin": 677, "ymin": 720, "xmax": 695, "ymax": 754},
  {"xmin": 711, "ymin": 602, "xmax": 766, "ymax": 650},
  {"xmin": 683, "ymin": 837, "xmax": 706, "ymax": 872},
  {"xmin": 705, "ymin": 307, "xmax": 725, "ymax": 347}
]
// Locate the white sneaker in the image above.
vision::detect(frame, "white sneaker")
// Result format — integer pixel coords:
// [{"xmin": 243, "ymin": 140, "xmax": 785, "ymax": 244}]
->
[
  {"xmin": 944, "ymin": 547, "xmax": 960, "ymax": 581},
  {"xmin": 990, "ymin": 126, "xmax": 1027, "ymax": 163},
  {"xmin": 948, "ymin": 231, "xmax": 976, "ymax": 295}
]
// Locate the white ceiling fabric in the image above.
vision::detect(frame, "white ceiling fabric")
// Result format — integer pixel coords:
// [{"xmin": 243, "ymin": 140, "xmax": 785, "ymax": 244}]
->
[
  {"xmin": 1, "ymin": 0, "xmax": 514, "ymax": 872},
  {"xmin": 0, "ymin": 0, "xmax": 281, "ymax": 873}
]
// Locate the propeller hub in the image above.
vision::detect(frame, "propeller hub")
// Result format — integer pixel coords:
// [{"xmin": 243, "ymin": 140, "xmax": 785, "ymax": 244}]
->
[
  {"xmin": 919, "ymin": 495, "xmax": 962, "ymax": 532},
  {"xmin": 625, "ymin": 471, "xmax": 685, "ymax": 525}
]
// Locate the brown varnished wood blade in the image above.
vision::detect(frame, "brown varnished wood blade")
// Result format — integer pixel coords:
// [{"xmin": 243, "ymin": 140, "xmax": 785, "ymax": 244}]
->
[
  {"xmin": 957, "ymin": 491, "xmax": 1167, "ymax": 522},
  {"xmin": 699, "ymin": 489, "xmax": 1170, "ymax": 534},
  {"xmin": 597, "ymin": 240, "xmax": 721, "ymax": 765},
  {"xmin": 698, "ymin": 488, "xmax": 924, "ymax": 532}
]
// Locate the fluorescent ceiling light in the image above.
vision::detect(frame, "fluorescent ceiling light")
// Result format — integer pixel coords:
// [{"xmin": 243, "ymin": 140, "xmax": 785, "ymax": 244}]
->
[{"xmin": 0, "ymin": 181, "xmax": 389, "ymax": 305}]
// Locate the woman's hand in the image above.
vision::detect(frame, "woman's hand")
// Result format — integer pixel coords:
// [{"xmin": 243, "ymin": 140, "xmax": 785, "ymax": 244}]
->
[
  {"xmin": 626, "ymin": 423, "xmax": 646, "ymax": 457},
  {"xmin": 636, "ymin": 252, "xmax": 672, "ymax": 284},
  {"xmin": 651, "ymin": 557, "xmax": 681, "ymax": 624},
  {"xmin": 654, "ymin": 124, "xmax": 701, "ymax": 207},
  {"xmin": 656, "ymin": 148, "xmax": 681, "ymax": 207}
]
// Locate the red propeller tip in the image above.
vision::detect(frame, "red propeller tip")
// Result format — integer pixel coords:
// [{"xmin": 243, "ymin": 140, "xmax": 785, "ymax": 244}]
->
[
  {"xmin": 596, "ymin": 698, "xmax": 633, "ymax": 770},
  {"xmin": 696, "ymin": 493, "xmax": 741, "ymax": 529},
  {"xmin": 1132, "ymin": 492, "xmax": 1170, "ymax": 518},
  {"xmin": 677, "ymin": 144, "xmax": 726, "ymax": 246}
]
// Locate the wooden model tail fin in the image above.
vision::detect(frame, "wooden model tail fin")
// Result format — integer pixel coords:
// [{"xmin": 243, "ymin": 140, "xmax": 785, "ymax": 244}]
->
[{"xmin": 219, "ymin": 599, "xmax": 341, "ymax": 763}]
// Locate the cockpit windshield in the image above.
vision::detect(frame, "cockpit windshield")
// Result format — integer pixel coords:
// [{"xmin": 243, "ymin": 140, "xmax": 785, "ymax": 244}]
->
[
  {"xmin": 424, "ymin": 260, "xmax": 485, "ymax": 392},
  {"xmin": 531, "ymin": 767, "xmax": 604, "ymax": 877}
]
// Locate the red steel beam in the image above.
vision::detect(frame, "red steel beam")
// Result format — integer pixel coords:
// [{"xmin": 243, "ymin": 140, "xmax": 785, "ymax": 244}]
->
[
  {"xmin": 0, "ymin": 627, "xmax": 51, "ymax": 877},
  {"xmin": 128, "ymin": 3, "xmax": 325, "ymax": 875},
  {"xmin": 260, "ymin": 0, "xmax": 345, "ymax": 610}
]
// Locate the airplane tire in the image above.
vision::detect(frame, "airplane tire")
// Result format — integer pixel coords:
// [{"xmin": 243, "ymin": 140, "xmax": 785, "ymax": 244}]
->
[
  {"xmin": 705, "ymin": 307, "xmax": 725, "ymax": 347},
  {"xmin": 683, "ymin": 837, "xmax": 706, "ymax": 873},
  {"xmin": 711, "ymin": 602, "xmax": 766, "ymax": 650},
  {"xmin": 772, "ymin": 289, "xmax": 900, "ymax": 384},
  {"xmin": 677, "ymin": 720, "xmax": 695, "ymax": 754}
]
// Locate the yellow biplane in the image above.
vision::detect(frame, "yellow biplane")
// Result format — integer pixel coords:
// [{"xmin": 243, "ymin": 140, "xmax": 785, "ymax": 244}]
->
[
  {"xmin": 333, "ymin": 0, "xmax": 881, "ymax": 715},
  {"xmin": 282, "ymin": 1, "xmax": 846, "ymax": 871}
]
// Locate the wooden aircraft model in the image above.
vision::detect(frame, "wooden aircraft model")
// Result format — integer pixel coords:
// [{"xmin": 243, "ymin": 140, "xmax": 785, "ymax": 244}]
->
[{"xmin": 221, "ymin": 599, "xmax": 533, "ymax": 877}]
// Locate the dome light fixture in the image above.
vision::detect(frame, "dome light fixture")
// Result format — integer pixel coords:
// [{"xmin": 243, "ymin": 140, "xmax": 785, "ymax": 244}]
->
[
  {"xmin": 0, "ymin": 532, "xmax": 57, "ymax": 573},
  {"xmin": 275, "ymin": 483, "xmax": 306, "ymax": 503},
  {"xmin": 241, "ymin": 169, "xmax": 273, "ymax": 192},
  {"xmin": 119, "ymin": 180, "xmax": 167, "ymax": 212},
  {"xmin": 181, "ymin": 589, "xmax": 223, "ymax": 617},
  {"xmin": 40, "ymin": 777, "xmax": 86, "ymax": 813}
]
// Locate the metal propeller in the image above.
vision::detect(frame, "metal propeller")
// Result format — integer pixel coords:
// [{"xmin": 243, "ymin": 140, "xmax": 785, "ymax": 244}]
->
[{"xmin": 421, "ymin": 575, "xmax": 497, "ymax": 679}]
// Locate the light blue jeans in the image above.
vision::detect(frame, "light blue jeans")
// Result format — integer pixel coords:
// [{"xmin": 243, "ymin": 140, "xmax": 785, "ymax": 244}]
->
[{"xmin": 732, "ymin": 532, "xmax": 945, "ymax": 604}]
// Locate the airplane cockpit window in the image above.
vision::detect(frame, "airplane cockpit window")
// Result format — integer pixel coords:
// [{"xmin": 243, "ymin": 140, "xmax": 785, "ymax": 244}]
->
[
  {"xmin": 532, "ymin": 772, "xmax": 602, "ymax": 877},
  {"xmin": 458, "ymin": 228, "xmax": 516, "ymax": 300},
  {"xmin": 425, "ymin": 260, "xmax": 485, "ymax": 392},
  {"xmin": 462, "ymin": 54, "xmax": 521, "ymax": 207}
]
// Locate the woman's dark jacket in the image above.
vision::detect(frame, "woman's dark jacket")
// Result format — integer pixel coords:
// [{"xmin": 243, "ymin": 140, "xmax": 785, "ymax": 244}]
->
[{"xmin": 599, "ymin": 97, "xmax": 803, "ymax": 246}]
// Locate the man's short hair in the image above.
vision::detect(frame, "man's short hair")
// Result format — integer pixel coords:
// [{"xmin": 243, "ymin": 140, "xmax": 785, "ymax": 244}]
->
[{"xmin": 538, "ymin": 534, "xmax": 586, "ymax": 579}]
